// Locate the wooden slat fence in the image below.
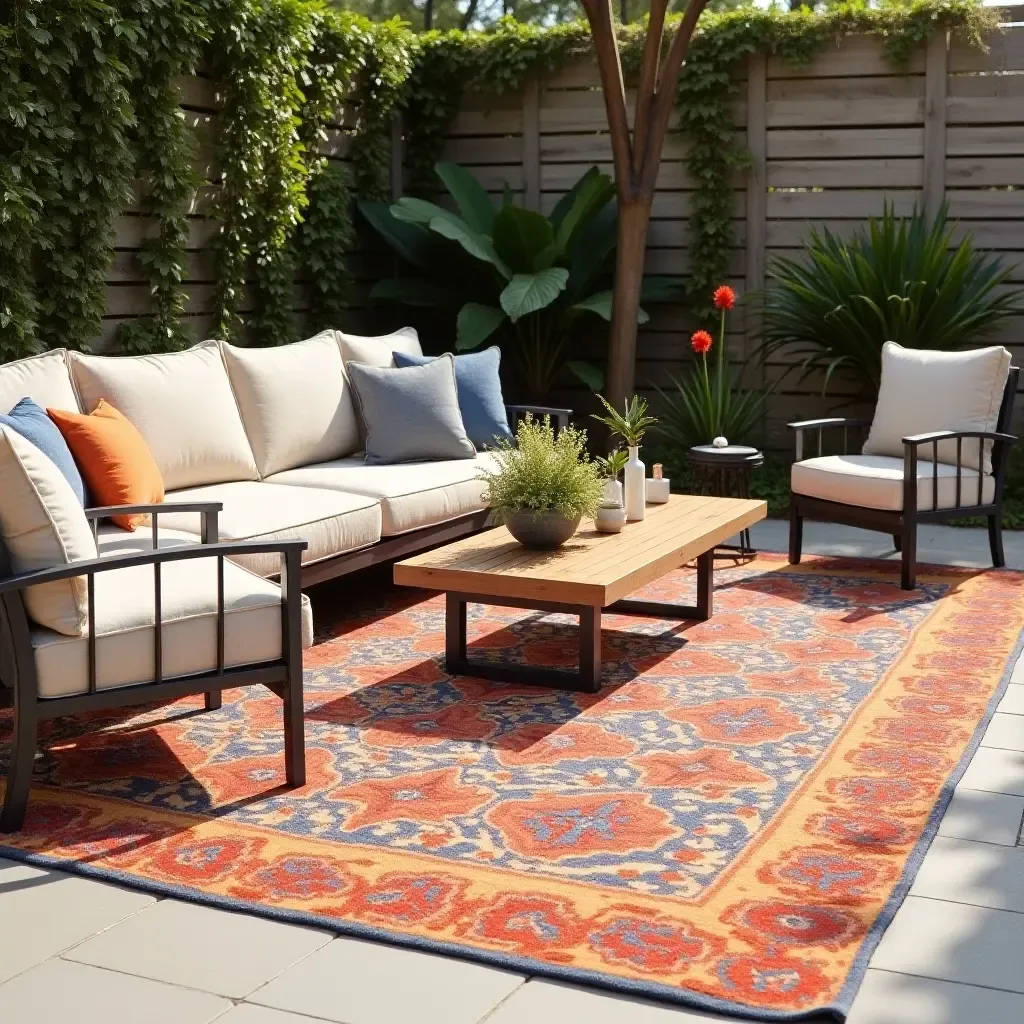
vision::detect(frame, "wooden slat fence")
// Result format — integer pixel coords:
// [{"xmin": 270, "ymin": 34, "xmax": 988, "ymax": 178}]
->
[{"xmin": 104, "ymin": 24, "xmax": 1024, "ymax": 448}]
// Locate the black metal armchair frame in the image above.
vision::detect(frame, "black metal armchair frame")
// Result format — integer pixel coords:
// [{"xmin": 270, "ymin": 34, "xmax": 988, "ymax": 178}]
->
[
  {"xmin": 0, "ymin": 501, "xmax": 307, "ymax": 833},
  {"xmin": 788, "ymin": 367, "xmax": 1019, "ymax": 591}
]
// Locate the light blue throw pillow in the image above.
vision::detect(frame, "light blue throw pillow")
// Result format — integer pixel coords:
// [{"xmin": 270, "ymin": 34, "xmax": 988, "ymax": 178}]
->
[
  {"xmin": 0, "ymin": 397, "xmax": 87, "ymax": 505},
  {"xmin": 393, "ymin": 346, "xmax": 512, "ymax": 450},
  {"xmin": 347, "ymin": 354, "xmax": 477, "ymax": 465}
]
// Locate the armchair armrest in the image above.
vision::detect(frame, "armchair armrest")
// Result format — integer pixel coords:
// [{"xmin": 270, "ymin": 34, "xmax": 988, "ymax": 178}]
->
[
  {"xmin": 85, "ymin": 501, "xmax": 223, "ymax": 545},
  {"xmin": 505, "ymin": 404, "xmax": 572, "ymax": 433},
  {"xmin": 0, "ymin": 538, "xmax": 308, "ymax": 695},
  {"xmin": 788, "ymin": 418, "xmax": 872, "ymax": 462},
  {"xmin": 902, "ymin": 430, "xmax": 1016, "ymax": 447}
]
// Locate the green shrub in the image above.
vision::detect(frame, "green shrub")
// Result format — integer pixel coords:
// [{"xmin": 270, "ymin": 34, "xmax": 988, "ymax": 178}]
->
[
  {"xmin": 479, "ymin": 415, "xmax": 603, "ymax": 521},
  {"xmin": 760, "ymin": 203, "xmax": 1021, "ymax": 397}
]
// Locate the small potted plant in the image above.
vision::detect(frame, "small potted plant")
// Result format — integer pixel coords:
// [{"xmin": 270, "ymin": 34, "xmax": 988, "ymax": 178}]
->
[
  {"xmin": 592, "ymin": 395, "xmax": 658, "ymax": 522},
  {"xmin": 596, "ymin": 449, "xmax": 629, "ymax": 505},
  {"xmin": 479, "ymin": 415, "xmax": 603, "ymax": 549}
]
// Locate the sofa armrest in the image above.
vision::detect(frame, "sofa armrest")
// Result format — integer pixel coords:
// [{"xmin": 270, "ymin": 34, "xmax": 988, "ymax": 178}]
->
[
  {"xmin": 788, "ymin": 418, "xmax": 872, "ymax": 462},
  {"xmin": 85, "ymin": 501, "xmax": 223, "ymax": 545},
  {"xmin": 505, "ymin": 404, "xmax": 573, "ymax": 433}
]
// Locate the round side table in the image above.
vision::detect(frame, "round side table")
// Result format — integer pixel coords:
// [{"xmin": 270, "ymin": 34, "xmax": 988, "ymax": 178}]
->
[{"xmin": 686, "ymin": 445, "xmax": 764, "ymax": 556}]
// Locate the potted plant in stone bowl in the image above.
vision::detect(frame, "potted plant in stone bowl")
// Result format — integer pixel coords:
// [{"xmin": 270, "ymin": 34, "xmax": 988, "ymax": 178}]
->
[{"xmin": 479, "ymin": 415, "xmax": 603, "ymax": 549}]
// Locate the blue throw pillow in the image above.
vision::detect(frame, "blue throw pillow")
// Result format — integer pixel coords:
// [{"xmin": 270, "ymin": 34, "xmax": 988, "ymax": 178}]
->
[
  {"xmin": 0, "ymin": 397, "xmax": 87, "ymax": 505},
  {"xmin": 393, "ymin": 346, "xmax": 512, "ymax": 449}
]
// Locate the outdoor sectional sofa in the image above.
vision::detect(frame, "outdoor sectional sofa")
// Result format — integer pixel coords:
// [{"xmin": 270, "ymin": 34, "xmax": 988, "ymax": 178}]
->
[{"xmin": 0, "ymin": 328, "xmax": 561, "ymax": 831}]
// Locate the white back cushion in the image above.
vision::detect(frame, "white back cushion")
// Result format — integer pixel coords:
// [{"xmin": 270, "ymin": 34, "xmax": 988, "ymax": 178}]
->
[
  {"xmin": 0, "ymin": 350, "xmax": 79, "ymax": 414},
  {"xmin": 68, "ymin": 342, "xmax": 259, "ymax": 490},
  {"xmin": 337, "ymin": 327, "xmax": 422, "ymax": 368},
  {"xmin": 221, "ymin": 332, "xmax": 360, "ymax": 476},
  {"xmin": 863, "ymin": 342, "xmax": 1012, "ymax": 473},
  {"xmin": 0, "ymin": 426, "xmax": 97, "ymax": 636}
]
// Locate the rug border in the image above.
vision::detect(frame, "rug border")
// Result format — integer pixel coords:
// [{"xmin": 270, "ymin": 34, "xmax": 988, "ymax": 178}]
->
[{"xmin": 2, "ymin": 563, "xmax": 1020, "ymax": 1023}]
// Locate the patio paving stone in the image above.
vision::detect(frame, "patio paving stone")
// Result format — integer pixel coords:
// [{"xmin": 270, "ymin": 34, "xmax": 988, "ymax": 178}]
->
[
  {"xmin": 0, "ymin": 958, "xmax": 229, "ymax": 1023},
  {"xmin": 998, "ymin": 683, "xmax": 1024, "ymax": 715},
  {"xmin": 216, "ymin": 1006, "xmax": 328, "ymax": 1023},
  {"xmin": 937, "ymin": 788, "xmax": 1024, "ymax": 846},
  {"xmin": 845, "ymin": 969, "xmax": 1024, "ymax": 1024},
  {"xmin": 64, "ymin": 898, "xmax": 332, "ymax": 999},
  {"xmin": 247, "ymin": 936, "xmax": 525, "ymax": 1024},
  {"xmin": 868, "ymin": 895, "xmax": 1024, "ymax": 992},
  {"xmin": 480, "ymin": 978, "xmax": 769, "ymax": 1023},
  {"xmin": 909, "ymin": 836, "xmax": 1024, "ymax": 913},
  {"xmin": 0, "ymin": 856, "xmax": 154, "ymax": 986},
  {"xmin": 958, "ymin": 747, "xmax": 1024, "ymax": 797},
  {"xmin": 982, "ymin": 712, "xmax": 1024, "ymax": 752}
]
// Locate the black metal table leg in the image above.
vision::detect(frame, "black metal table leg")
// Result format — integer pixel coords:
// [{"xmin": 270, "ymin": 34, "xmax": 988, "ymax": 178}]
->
[
  {"xmin": 443, "ymin": 591, "xmax": 603, "ymax": 692},
  {"xmin": 606, "ymin": 549, "xmax": 714, "ymax": 622}
]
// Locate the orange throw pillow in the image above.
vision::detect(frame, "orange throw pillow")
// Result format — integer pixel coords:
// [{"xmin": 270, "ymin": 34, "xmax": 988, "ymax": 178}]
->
[{"xmin": 48, "ymin": 401, "xmax": 165, "ymax": 531}]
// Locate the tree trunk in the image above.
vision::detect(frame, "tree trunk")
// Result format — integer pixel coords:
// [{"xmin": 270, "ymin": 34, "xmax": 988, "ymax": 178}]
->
[
  {"xmin": 424, "ymin": 0, "xmax": 434, "ymax": 30},
  {"xmin": 607, "ymin": 197, "xmax": 651, "ymax": 406}
]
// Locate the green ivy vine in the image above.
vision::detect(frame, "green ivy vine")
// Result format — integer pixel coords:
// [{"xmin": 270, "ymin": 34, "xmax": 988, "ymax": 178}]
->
[{"xmin": 0, "ymin": 0, "xmax": 999, "ymax": 362}]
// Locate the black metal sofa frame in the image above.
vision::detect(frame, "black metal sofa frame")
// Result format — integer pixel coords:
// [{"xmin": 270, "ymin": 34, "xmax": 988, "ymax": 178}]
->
[{"xmin": 788, "ymin": 367, "xmax": 1019, "ymax": 590}]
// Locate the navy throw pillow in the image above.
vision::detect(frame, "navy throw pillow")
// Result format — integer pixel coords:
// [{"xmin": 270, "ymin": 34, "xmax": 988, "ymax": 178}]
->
[
  {"xmin": 393, "ymin": 346, "xmax": 512, "ymax": 449},
  {"xmin": 0, "ymin": 397, "xmax": 87, "ymax": 505}
]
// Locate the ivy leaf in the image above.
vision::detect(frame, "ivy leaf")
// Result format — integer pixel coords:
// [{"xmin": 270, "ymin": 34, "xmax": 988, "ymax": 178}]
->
[
  {"xmin": 435, "ymin": 162, "xmax": 495, "ymax": 233},
  {"xmin": 457, "ymin": 302, "xmax": 506, "ymax": 350},
  {"xmin": 499, "ymin": 268, "xmax": 569, "ymax": 321}
]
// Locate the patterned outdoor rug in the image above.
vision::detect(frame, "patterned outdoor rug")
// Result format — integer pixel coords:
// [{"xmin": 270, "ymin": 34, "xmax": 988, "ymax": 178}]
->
[{"xmin": 1, "ymin": 553, "xmax": 1022, "ymax": 1020}]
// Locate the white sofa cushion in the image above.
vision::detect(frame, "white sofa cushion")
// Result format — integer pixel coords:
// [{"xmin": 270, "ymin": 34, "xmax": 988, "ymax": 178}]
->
[
  {"xmin": 0, "ymin": 350, "xmax": 79, "ymax": 414},
  {"xmin": 31, "ymin": 548, "xmax": 313, "ymax": 699},
  {"xmin": 267, "ymin": 453, "xmax": 497, "ymax": 536},
  {"xmin": 68, "ymin": 342, "xmax": 259, "ymax": 490},
  {"xmin": 863, "ymin": 341, "xmax": 1011, "ymax": 473},
  {"xmin": 221, "ymin": 331, "xmax": 360, "ymax": 477},
  {"xmin": 154, "ymin": 481, "xmax": 382, "ymax": 577},
  {"xmin": 0, "ymin": 426, "xmax": 97, "ymax": 636},
  {"xmin": 336, "ymin": 327, "xmax": 422, "ymax": 368},
  {"xmin": 792, "ymin": 454, "xmax": 995, "ymax": 512}
]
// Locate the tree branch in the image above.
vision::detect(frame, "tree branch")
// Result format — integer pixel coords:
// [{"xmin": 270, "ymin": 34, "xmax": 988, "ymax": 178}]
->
[
  {"xmin": 581, "ymin": 0, "xmax": 635, "ymax": 197},
  {"xmin": 631, "ymin": 0, "xmax": 670, "ymax": 174},
  {"xmin": 638, "ymin": 0, "xmax": 708, "ymax": 190},
  {"xmin": 460, "ymin": 0, "xmax": 480, "ymax": 30}
]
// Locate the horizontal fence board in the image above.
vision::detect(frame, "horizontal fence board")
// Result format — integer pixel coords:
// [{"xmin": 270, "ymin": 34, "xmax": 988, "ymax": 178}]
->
[
  {"xmin": 768, "ymin": 35, "xmax": 927, "ymax": 79},
  {"xmin": 766, "ymin": 126, "xmax": 924, "ymax": 159},
  {"xmin": 767, "ymin": 157, "xmax": 923, "ymax": 188}
]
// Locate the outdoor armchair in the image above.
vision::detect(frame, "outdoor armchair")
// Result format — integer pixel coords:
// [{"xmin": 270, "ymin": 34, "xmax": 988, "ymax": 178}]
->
[
  {"xmin": 0, "ymin": 501, "xmax": 308, "ymax": 833},
  {"xmin": 788, "ymin": 344, "xmax": 1018, "ymax": 590}
]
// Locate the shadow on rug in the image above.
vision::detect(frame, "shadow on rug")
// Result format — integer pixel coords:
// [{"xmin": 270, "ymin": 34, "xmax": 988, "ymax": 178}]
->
[{"xmin": 2, "ymin": 553, "xmax": 1021, "ymax": 1021}]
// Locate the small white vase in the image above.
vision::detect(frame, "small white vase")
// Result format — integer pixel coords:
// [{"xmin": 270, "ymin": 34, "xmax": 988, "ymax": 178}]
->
[
  {"xmin": 602, "ymin": 478, "xmax": 623, "ymax": 506},
  {"xmin": 624, "ymin": 446, "xmax": 646, "ymax": 521},
  {"xmin": 595, "ymin": 503, "xmax": 626, "ymax": 533}
]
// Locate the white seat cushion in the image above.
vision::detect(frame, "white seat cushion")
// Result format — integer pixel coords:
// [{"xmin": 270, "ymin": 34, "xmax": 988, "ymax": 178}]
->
[
  {"xmin": 792, "ymin": 454, "xmax": 996, "ymax": 512},
  {"xmin": 863, "ymin": 341, "xmax": 1011, "ymax": 473},
  {"xmin": 154, "ymin": 481, "xmax": 382, "ymax": 577},
  {"xmin": 266, "ymin": 453, "xmax": 497, "ymax": 536},
  {"xmin": 221, "ymin": 332, "xmax": 360, "ymax": 476},
  {"xmin": 0, "ymin": 426, "xmax": 97, "ymax": 636},
  {"xmin": 94, "ymin": 522, "xmax": 200, "ymax": 556},
  {"xmin": 68, "ymin": 342, "xmax": 259, "ymax": 490},
  {"xmin": 0, "ymin": 350, "xmax": 79, "ymax": 414},
  {"xmin": 336, "ymin": 327, "xmax": 422, "ymax": 368},
  {"xmin": 31, "ymin": 548, "xmax": 313, "ymax": 699}
]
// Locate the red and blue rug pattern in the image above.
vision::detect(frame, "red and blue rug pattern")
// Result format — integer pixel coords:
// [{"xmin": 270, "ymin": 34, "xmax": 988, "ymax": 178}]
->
[{"xmin": 1, "ymin": 553, "xmax": 1021, "ymax": 1020}]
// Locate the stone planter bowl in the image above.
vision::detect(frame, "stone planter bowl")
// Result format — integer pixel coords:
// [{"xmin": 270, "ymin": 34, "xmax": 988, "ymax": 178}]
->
[{"xmin": 505, "ymin": 510, "xmax": 582, "ymax": 549}]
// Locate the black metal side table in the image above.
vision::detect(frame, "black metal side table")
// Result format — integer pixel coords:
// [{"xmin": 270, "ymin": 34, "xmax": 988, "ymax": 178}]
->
[{"xmin": 687, "ymin": 445, "xmax": 764, "ymax": 556}]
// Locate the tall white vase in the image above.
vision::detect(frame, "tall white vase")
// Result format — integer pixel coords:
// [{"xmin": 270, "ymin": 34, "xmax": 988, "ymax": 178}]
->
[{"xmin": 624, "ymin": 446, "xmax": 646, "ymax": 521}]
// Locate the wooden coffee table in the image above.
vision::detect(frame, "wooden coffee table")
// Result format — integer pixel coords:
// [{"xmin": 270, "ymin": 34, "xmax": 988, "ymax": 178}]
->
[{"xmin": 394, "ymin": 495, "xmax": 766, "ymax": 693}]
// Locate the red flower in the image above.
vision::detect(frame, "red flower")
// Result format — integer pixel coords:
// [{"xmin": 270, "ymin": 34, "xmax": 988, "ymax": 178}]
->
[
  {"xmin": 713, "ymin": 285, "xmax": 736, "ymax": 310},
  {"xmin": 691, "ymin": 329, "xmax": 713, "ymax": 354}
]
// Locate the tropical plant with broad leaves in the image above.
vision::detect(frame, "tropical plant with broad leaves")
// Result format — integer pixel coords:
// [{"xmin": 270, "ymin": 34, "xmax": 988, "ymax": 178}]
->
[
  {"xmin": 760, "ymin": 203, "xmax": 1022, "ymax": 397},
  {"xmin": 359, "ymin": 163, "xmax": 678, "ymax": 400}
]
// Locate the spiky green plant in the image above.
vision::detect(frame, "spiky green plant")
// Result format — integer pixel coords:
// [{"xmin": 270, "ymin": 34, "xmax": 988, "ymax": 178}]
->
[
  {"xmin": 479, "ymin": 415, "xmax": 603, "ymax": 522},
  {"xmin": 591, "ymin": 394, "xmax": 658, "ymax": 447},
  {"xmin": 760, "ymin": 203, "xmax": 1021, "ymax": 396},
  {"xmin": 596, "ymin": 448, "xmax": 629, "ymax": 481}
]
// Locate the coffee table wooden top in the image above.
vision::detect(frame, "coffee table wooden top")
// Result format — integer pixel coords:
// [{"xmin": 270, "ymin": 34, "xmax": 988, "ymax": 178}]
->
[{"xmin": 394, "ymin": 494, "xmax": 766, "ymax": 608}]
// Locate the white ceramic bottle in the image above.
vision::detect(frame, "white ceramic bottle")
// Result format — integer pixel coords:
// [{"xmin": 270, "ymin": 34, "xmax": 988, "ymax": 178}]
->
[{"xmin": 624, "ymin": 445, "xmax": 646, "ymax": 521}]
